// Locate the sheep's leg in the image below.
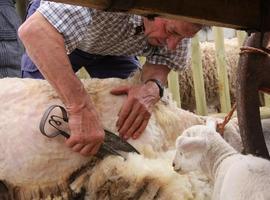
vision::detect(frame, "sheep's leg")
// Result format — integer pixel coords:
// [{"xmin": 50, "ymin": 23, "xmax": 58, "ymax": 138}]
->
[{"xmin": 237, "ymin": 32, "xmax": 270, "ymax": 159}]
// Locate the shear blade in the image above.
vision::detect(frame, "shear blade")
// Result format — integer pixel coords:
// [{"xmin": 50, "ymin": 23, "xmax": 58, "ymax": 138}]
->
[
  {"xmin": 96, "ymin": 143, "xmax": 125, "ymax": 159},
  {"xmin": 104, "ymin": 129, "xmax": 140, "ymax": 154}
]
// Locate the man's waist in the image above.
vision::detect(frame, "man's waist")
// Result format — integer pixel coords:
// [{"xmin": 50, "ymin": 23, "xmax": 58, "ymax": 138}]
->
[{"xmin": 73, "ymin": 49, "xmax": 105, "ymax": 59}]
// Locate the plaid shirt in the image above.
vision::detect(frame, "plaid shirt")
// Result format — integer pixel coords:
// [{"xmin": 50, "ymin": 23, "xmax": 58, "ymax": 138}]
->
[{"xmin": 38, "ymin": 1, "xmax": 190, "ymax": 70}]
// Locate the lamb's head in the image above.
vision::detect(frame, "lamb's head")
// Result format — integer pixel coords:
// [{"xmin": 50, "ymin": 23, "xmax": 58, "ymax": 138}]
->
[{"xmin": 172, "ymin": 124, "xmax": 215, "ymax": 173}]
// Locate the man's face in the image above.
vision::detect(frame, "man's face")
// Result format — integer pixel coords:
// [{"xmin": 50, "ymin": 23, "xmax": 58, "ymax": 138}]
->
[{"xmin": 144, "ymin": 18, "xmax": 201, "ymax": 50}]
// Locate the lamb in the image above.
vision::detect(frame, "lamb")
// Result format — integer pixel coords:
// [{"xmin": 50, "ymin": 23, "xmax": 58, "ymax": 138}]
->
[
  {"xmin": 172, "ymin": 122, "xmax": 270, "ymax": 200},
  {"xmin": 0, "ymin": 76, "xmax": 213, "ymax": 199}
]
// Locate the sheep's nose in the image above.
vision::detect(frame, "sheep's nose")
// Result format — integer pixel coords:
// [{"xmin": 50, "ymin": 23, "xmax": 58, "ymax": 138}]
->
[{"xmin": 172, "ymin": 162, "xmax": 175, "ymax": 167}]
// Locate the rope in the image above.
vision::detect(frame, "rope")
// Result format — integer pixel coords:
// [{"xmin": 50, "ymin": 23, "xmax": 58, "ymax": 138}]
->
[
  {"xmin": 260, "ymin": 87, "xmax": 270, "ymax": 94},
  {"xmin": 240, "ymin": 46, "xmax": 270, "ymax": 56},
  {"xmin": 217, "ymin": 103, "xmax": 237, "ymax": 135},
  {"xmin": 240, "ymin": 46, "xmax": 270, "ymax": 95}
]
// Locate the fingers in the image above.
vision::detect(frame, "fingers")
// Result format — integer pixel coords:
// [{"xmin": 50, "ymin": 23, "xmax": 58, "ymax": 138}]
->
[
  {"xmin": 133, "ymin": 119, "xmax": 149, "ymax": 139},
  {"xmin": 116, "ymin": 85, "xmax": 155, "ymax": 140},
  {"xmin": 110, "ymin": 86, "xmax": 130, "ymax": 95},
  {"xmin": 72, "ymin": 143, "xmax": 84, "ymax": 152},
  {"xmin": 118, "ymin": 102, "xmax": 139, "ymax": 137},
  {"xmin": 65, "ymin": 134, "xmax": 84, "ymax": 147},
  {"xmin": 116, "ymin": 98, "xmax": 133, "ymax": 129},
  {"xmin": 119, "ymin": 104, "xmax": 151, "ymax": 140},
  {"xmin": 65, "ymin": 132, "xmax": 103, "ymax": 156},
  {"xmin": 80, "ymin": 143, "xmax": 101, "ymax": 156},
  {"xmin": 69, "ymin": 142, "xmax": 101, "ymax": 156}
]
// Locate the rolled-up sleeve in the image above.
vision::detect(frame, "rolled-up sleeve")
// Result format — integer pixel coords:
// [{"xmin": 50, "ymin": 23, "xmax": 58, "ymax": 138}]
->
[
  {"xmin": 146, "ymin": 38, "xmax": 190, "ymax": 71},
  {"xmin": 38, "ymin": 1, "xmax": 91, "ymax": 53}
]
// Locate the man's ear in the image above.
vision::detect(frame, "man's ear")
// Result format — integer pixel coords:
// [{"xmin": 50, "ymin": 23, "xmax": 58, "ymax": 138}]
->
[{"xmin": 178, "ymin": 136, "xmax": 206, "ymax": 152}]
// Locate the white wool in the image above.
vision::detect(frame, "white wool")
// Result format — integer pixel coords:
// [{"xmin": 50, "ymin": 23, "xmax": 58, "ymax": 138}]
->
[
  {"xmin": 0, "ymin": 77, "xmax": 208, "ymax": 199},
  {"xmin": 86, "ymin": 153, "xmax": 212, "ymax": 200},
  {"xmin": 173, "ymin": 125, "xmax": 270, "ymax": 200},
  {"xmin": 202, "ymin": 116, "xmax": 243, "ymax": 152},
  {"xmin": 221, "ymin": 118, "xmax": 243, "ymax": 152}
]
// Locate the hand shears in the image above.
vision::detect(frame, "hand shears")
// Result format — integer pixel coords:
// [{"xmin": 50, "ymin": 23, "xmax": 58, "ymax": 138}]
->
[{"xmin": 39, "ymin": 105, "xmax": 140, "ymax": 159}]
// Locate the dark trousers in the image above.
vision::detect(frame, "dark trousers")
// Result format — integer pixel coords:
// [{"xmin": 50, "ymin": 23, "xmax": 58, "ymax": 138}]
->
[
  {"xmin": 0, "ymin": 0, "xmax": 24, "ymax": 78},
  {"xmin": 21, "ymin": 49, "xmax": 140, "ymax": 79}
]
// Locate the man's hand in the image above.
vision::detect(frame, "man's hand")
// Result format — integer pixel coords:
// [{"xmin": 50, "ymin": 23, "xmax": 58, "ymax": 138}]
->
[
  {"xmin": 65, "ymin": 106, "xmax": 104, "ymax": 156},
  {"xmin": 111, "ymin": 81, "xmax": 160, "ymax": 140}
]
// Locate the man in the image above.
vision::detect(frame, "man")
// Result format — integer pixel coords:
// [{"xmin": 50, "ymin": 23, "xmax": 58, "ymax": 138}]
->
[
  {"xmin": 18, "ymin": 1, "xmax": 201, "ymax": 156},
  {"xmin": 0, "ymin": 0, "xmax": 24, "ymax": 78},
  {"xmin": 21, "ymin": 0, "xmax": 139, "ymax": 79}
]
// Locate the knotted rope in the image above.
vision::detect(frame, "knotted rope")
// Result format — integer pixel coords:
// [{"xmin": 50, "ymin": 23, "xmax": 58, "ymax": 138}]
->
[{"xmin": 217, "ymin": 103, "xmax": 237, "ymax": 135}]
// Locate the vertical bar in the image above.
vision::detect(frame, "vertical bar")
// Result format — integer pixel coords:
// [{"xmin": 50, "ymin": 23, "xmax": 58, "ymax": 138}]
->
[
  {"xmin": 213, "ymin": 27, "xmax": 231, "ymax": 113},
  {"xmin": 191, "ymin": 34, "xmax": 208, "ymax": 115},
  {"xmin": 237, "ymin": 30, "xmax": 247, "ymax": 48},
  {"xmin": 168, "ymin": 71, "xmax": 181, "ymax": 107},
  {"xmin": 264, "ymin": 94, "xmax": 270, "ymax": 107}
]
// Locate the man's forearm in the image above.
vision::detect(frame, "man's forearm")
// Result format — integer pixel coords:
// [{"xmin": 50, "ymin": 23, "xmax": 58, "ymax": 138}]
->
[
  {"xmin": 141, "ymin": 62, "xmax": 171, "ymax": 85},
  {"xmin": 19, "ymin": 12, "xmax": 90, "ymax": 111}
]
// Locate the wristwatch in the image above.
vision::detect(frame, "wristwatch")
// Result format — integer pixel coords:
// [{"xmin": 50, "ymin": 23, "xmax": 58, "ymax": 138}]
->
[{"xmin": 144, "ymin": 79, "xmax": 164, "ymax": 98}]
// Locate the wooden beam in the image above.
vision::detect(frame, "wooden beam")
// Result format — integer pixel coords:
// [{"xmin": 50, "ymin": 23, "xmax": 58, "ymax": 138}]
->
[{"xmin": 47, "ymin": 0, "xmax": 270, "ymax": 30}]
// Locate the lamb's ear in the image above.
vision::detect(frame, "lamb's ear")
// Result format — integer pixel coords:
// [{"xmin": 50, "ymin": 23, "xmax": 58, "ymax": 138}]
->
[{"xmin": 178, "ymin": 136, "xmax": 206, "ymax": 152}]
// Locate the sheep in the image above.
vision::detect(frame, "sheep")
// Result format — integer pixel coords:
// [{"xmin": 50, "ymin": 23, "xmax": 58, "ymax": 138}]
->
[
  {"xmin": 0, "ymin": 76, "xmax": 213, "ymax": 199},
  {"xmin": 179, "ymin": 38, "xmax": 268, "ymax": 113},
  {"xmin": 179, "ymin": 38, "xmax": 239, "ymax": 113},
  {"xmin": 172, "ymin": 123, "xmax": 270, "ymax": 200},
  {"xmin": 0, "ymin": 75, "xmax": 246, "ymax": 199}
]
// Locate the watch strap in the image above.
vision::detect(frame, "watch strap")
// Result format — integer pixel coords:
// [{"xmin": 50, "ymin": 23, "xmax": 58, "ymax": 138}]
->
[{"xmin": 144, "ymin": 79, "xmax": 164, "ymax": 98}]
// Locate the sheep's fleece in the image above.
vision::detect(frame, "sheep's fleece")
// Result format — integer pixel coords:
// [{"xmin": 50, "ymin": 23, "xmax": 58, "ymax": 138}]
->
[{"xmin": 0, "ymin": 77, "xmax": 214, "ymax": 199}]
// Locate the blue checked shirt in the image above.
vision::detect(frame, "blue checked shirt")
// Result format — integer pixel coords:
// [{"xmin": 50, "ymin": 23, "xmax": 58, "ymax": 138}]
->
[{"xmin": 38, "ymin": 1, "xmax": 190, "ymax": 70}]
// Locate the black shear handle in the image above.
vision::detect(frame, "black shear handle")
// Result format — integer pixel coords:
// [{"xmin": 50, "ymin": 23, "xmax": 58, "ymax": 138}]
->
[{"xmin": 40, "ymin": 105, "xmax": 69, "ymax": 138}]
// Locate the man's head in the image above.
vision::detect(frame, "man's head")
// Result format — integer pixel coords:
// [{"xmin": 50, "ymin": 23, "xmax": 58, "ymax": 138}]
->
[{"xmin": 143, "ymin": 17, "xmax": 202, "ymax": 50}]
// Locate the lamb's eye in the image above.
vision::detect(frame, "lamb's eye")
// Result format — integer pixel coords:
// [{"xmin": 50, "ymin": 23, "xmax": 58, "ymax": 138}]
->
[{"xmin": 179, "ymin": 152, "xmax": 183, "ymax": 156}]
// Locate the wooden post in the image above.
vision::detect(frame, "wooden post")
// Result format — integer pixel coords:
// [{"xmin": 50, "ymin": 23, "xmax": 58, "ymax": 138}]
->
[
  {"xmin": 237, "ymin": 31, "xmax": 247, "ymax": 48},
  {"xmin": 168, "ymin": 71, "xmax": 181, "ymax": 107},
  {"xmin": 213, "ymin": 27, "xmax": 231, "ymax": 113},
  {"xmin": 264, "ymin": 94, "xmax": 270, "ymax": 107},
  {"xmin": 191, "ymin": 34, "xmax": 207, "ymax": 115}
]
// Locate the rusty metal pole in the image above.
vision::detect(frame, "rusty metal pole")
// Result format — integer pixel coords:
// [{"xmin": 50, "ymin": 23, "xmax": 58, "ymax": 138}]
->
[{"xmin": 237, "ymin": 32, "xmax": 270, "ymax": 159}]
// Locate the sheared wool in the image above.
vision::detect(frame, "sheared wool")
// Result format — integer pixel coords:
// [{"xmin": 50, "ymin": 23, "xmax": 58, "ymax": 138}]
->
[{"xmin": 0, "ymin": 76, "xmax": 211, "ymax": 199}]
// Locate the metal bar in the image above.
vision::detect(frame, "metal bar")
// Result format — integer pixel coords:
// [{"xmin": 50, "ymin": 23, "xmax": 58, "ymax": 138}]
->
[{"xmin": 237, "ymin": 32, "xmax": 270, "ymax": 159}]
